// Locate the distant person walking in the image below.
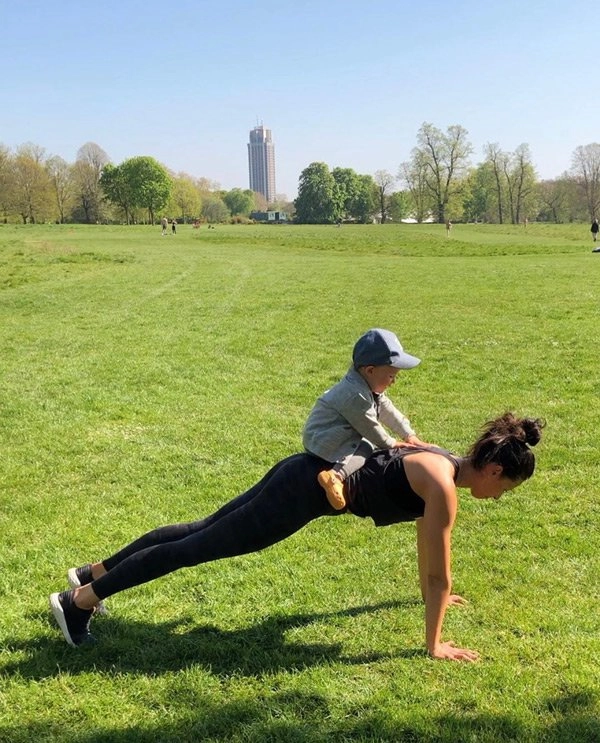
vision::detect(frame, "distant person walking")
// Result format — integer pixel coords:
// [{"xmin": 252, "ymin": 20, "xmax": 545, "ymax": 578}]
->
[
  {"xmin": 445, "ymin": 219, "xmax": 452, "ymax": 237},
  {"xmin": 171, "ymin": 219, "xmax": 177, "ymax": 235},
  {"xmin": 591, "ymin": 219, "xmax": 599, "ymax": 241},
  {"xmin": 161, "ymin": 217, "xmax": 168, "ymax": 236}
]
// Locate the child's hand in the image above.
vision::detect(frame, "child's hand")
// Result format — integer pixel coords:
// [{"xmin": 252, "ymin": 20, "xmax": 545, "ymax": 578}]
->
[{"xmin": 404, "ymin": 435, "xmax": 433, "ymax": 448}]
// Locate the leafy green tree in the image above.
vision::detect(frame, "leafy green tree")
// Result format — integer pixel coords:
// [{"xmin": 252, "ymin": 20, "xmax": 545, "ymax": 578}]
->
[
  {"xmin": 100, "ymin": 163, "xmax": 134, "ymax": 224},
  {"xmin": 461, "ymin": 165, "xmax": 495, "ymax": 222},
  {"xmin": 101, "ymin": 157, "xmax": 171, "ymax": 224},
  {"xmin": 388, "ymin": 191, "xmax": 410, "ymax": 222},
  {"xmin": 352, "ymin": 174, "xmax": 376, "ymax": 222},
  {"xmin": 122, "ymin": 156, "xmax": 171, "ymax": 224},
  {"xmin": 332, "ymin": 167, "xmax": 360, "ymax": 219},
  {"xmin": 223, "ymin": 188, "xmax": 255, "ymax": 217},
  {"xmin": 412, "ymin": 122, "xmax": 472, "ymax": 223},
  {"xmin": 294, "ymin": 162, "xmax": 342, "ymax": 224},
  {"xmin": 168, "ymin": 173, "xmax": 202, "ymax": 222}
]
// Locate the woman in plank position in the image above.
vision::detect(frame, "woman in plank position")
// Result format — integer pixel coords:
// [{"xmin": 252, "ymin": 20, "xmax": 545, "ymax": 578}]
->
[{"xmin": 50, "ymin": 412, "xmax": 543, "ymax": 662}]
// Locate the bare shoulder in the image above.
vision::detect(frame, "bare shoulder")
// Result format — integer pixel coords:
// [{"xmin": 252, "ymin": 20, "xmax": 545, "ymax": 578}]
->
[{"xmin": 402, "ymin": 451, "xmax": 457, "ymax": 504}]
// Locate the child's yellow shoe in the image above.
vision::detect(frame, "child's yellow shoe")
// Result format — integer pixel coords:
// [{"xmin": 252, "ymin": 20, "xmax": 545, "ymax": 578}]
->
[{"xmin": 317, "ymin": 470, "xmax": 346, "ymax": 510}]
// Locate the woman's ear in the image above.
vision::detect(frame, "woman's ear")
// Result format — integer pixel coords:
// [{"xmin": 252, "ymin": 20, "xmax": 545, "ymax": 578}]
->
[{"xmin": 483, "ymin": 463, "xmax": 503, "ymax": 479}]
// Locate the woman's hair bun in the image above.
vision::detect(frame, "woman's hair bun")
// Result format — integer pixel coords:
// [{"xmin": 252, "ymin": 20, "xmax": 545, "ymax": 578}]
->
[{"xmin": 520, "ymin": 417, "xmax": 545, "ymax": 447}]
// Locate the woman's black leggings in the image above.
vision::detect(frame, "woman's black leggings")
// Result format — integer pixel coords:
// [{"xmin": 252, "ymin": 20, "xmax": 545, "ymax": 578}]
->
[{"xmin": 91, "ymin": 453, "xmax": 340, "ymax": 600}]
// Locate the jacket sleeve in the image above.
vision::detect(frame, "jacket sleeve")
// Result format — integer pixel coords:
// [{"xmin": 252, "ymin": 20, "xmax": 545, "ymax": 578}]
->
[{"xmin": 377, "ymin": 395, "xmax": 415, "ymax": 439}]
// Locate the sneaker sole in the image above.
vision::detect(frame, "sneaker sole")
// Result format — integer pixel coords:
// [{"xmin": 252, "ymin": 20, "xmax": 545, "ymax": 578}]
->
[
  {"xmin": 49, "ymin": 592, "xmax": 77, "ymax": 647},
  {"xmin": 67, "ymin": 568, "xmax": 108, "ymax": 615}
]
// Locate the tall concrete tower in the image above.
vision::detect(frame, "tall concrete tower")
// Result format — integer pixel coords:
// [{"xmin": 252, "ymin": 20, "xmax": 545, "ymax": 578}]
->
[{"xmin": 248, "ymin": 124, "xmax": 276, "ymax": 204}]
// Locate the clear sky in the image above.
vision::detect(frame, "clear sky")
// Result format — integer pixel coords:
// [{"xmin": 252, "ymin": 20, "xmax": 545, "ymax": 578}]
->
[{"xmin": 3, "ymin": 0, "xmax": 596, "ymax": 199}]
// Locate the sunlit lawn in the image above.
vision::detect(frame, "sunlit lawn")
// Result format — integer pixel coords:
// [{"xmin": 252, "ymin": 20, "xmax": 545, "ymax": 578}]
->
[{"xmin": 0, "ymin": 221, "xmax": 598, "ymax": 741}]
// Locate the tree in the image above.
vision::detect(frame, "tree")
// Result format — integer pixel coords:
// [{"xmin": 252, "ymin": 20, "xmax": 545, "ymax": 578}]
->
[
  {"xmin": 388, "ymin": 191, "xmax": 410, "ymax": 222},
  {"xmin": 223, "ymin": 188, "xmax": 255, "ymax": 217},
  {"xmin": 372, "ymin": 170, "xmax": 396, "ymax": 223},
  {"xmin": 252, "ymin": 191, "xmax": 269, "ymax": 212},
  {"xmin": 12, "ymin": 143, "xmax": 53, "ymax": 223},
  {"xmin": 352, "ymin": 174, "xmax": 376, "ymax": 223},
  {"xmin": 332, "ymin": 167, "xmax": 360, "ymax": 219},
  {"xmin": 122, "ymin": 156, "xmax": 171, "ymax": 224},
  {"xmin": 101, "ymin": 157, "xmax": 171, "ymax": 224},
  {"xmin": 294, "ymin": 162, "xmax": 342, "ymax": 224},
  {"xmin": 168, "ymin": 173, "xmax": 202, "ymax": 222},
  {"xmin": 461, "ymin": 164, "xmax": 496, "ymax": 223},
  {"xmin": 0, "ymin": 144, "xmax": 13, "ymax": 221},
  {"xmin": 537, "ymin": 178, "xmax": 570, "ymax": 223},
  {"xmin": 201, "ymin": 193, "xmax": 230, "ymax": 223},
  {"xmin": 570, "ymin": 143, "xmax": 600, "ymax": 220},
  {"xmin": 72, "ymin": 142, "xmax": 110, "ymax": 223},
  {"xmin": 46, "ymin": 155, "xmax": 74, "ymax": 223},
  {"xmin": 481, "ymin": 143, "xmax": 538, "ymax": 224},
  {"xmin": 100, "ymin": 163, "xmax": 135, "ymax": 224},
  {"xmin": 503, "ymin": 144, "xmax": 537, "ymax": 224},
  {"xmin": 399, "ymin": 153, "xmax": 430, "ymax": 222},
  {"xmin": 413, "ymin": 122, "xmax": 472, "ymax": 223}
]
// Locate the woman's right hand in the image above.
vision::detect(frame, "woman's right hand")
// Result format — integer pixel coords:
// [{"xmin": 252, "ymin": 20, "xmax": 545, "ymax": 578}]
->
[{"xmin": 430, "ymin": 641, "xmax": 480, "ymax": 662}]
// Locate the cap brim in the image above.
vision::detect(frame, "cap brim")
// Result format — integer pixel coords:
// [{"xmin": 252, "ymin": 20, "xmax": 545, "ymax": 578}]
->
[{"xmin": 389, "ymin": 352, "xmax": 421, "ymax": 369}]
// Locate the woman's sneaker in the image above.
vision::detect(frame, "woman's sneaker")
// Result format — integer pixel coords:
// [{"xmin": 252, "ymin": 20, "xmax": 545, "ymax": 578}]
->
[
  {"xmin": 49, "ymin": 590, "xmax": 95, "ymax": 647},
  {"xmin": 67, "ymin": 564, "xmax": 107, "ymax": 615}
]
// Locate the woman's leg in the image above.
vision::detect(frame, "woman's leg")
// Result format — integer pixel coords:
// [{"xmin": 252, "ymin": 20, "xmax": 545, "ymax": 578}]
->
[
  {"xmin": 89, "ymin": 453, "xmax": 336, "ymax": 601},
  {"xmin": 98, "ymin": 455, "xmax": 295, "ymax": 574}
]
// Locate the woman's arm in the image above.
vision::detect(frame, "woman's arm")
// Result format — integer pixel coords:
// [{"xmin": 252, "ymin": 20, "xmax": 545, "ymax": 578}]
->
[
  {"xmin": 407, "ymin": 454, "xmax": 479, "ymax": 662},
  {"xmin": 415, "ymin": 518, "xmax": 428, "ymax": 602},
  {"xmin": 416, "ymin": 520, "xmax": 469, "ymax": 605}
]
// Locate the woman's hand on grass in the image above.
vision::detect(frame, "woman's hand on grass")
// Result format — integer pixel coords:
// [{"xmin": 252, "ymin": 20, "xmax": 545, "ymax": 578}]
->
[
  {"xmin": 447, "ymin": 594, "xmax": 468, "ymax": 606},
  {"xmin": 430, "ymin": 641, "xmax": 480, "ymax": 662}
]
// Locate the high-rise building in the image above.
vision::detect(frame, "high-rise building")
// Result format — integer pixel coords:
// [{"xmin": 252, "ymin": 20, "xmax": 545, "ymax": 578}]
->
[{"xmin": 248, "ymin": 124, "xmax": 276, "ymax": 204}]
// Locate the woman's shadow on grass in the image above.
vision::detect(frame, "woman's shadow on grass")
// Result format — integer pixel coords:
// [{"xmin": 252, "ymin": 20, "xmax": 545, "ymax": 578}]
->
[
  {"xmin": 7, "ymin": 599, "xmax": 423, "ymax": 680},
  {"xmin": 3, "ymin": 688, "xmax": 599, "ymax": 743}
]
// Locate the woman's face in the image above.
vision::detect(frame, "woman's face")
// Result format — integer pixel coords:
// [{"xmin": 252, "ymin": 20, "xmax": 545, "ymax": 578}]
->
[{"xmin": 470, "ymin": 463, "xmax": 521, "ymax": 500}]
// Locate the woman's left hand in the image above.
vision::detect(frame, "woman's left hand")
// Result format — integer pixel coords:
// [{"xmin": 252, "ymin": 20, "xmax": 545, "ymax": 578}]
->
[{"xmin": 447, "ymin": 594, "xmax": 468, "ymax": 606}]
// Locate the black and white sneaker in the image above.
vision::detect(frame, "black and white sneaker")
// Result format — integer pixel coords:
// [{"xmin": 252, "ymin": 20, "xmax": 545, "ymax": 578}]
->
[
  {"xmin": 67, "ymin": 564, "xmax": 107, "ymax": 615},
  {"xmin": 49, "ymin": 590, "xmax": 95, "ymax": 647},
  {"xmin": 67, "ymin": 564, "xmax": 93, "ymax": 587}
]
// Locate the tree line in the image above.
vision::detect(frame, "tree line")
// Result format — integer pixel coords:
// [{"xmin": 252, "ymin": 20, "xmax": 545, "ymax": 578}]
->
[
  {"xmin": 0, "ymin": 141, "xmax": 291, "ymax": 225},
  {"xmin": 295, "ymin": 123, "xmax": 600, "ymax": 224},
  {"xmin": 2, "ymin": 125, "xmax": 599, "ymax": 225}
]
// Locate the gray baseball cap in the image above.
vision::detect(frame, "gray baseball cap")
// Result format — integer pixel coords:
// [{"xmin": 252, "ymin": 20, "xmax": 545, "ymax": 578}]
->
[{"xmin": 352, "ymin": 328, "xmax": 421, "ymax": 369}]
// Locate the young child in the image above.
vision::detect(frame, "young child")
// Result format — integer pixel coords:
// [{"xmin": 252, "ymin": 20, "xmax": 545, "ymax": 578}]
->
[{"xmin": 303, "ymin": 328, "xmax": 431, "ymax": 509}]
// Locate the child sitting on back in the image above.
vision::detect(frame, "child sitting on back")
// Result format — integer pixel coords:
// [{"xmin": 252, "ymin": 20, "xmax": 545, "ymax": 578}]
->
[{"xmin": 303, "ymin": 328, "xmax": 431, "ymax": 509}]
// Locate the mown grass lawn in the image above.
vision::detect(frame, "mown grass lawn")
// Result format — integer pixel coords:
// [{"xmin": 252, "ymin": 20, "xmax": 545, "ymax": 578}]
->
[{"xmin": 0, "ymin": 221, "xmax": 599, "ymax": 742}]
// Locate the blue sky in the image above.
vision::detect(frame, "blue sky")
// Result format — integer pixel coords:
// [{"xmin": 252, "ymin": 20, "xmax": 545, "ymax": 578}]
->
[{"xmin": 3, "ymin": 0, "xmax": 596, "ymax": 198}]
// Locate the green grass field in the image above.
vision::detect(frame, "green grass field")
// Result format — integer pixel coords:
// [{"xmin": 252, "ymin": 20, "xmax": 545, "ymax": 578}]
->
[{"xmin": 0, "ymin": 222, "xmax": 599, "ymax": 742}]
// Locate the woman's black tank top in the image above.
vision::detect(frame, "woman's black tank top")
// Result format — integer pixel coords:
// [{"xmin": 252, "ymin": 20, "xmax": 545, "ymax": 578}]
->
[{"xmin": 345, "ymin": 447, "xmax": 460, "ymax": 527}]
